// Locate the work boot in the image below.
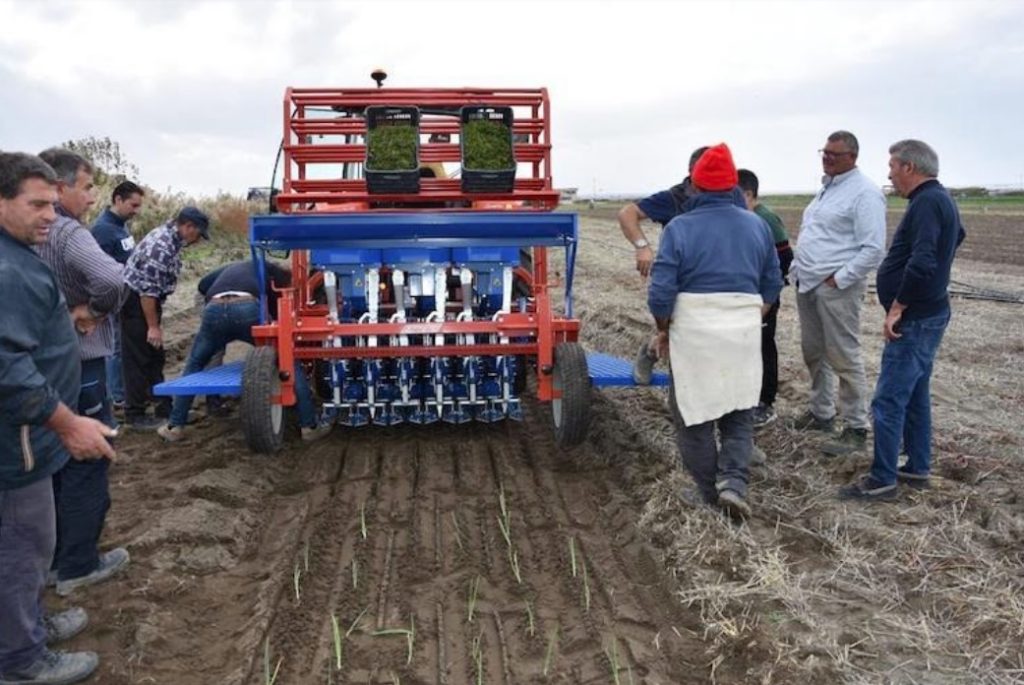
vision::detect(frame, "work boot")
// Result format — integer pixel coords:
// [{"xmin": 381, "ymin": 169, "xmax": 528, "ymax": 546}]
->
[
  {"xmin": 791, "ymin": 410, "xmax": 834, "ymax": 432},
  {"xmin": 632, "ymin": 340, "xmax": 658, "ymax": 385},
  {"xmin": 897, "ymin": 464, "xmax": 931, "ymax": 490},
  {"xmin": 837, "ymin": 475, "xmax": 897, "ymax": 501},
  {"xmin": 0, "ymin": 649, "xmax": 98, "ymax": 685},
  {"xmin": 301, "ymin": 421, "xmax": 333, "ymax": 443},
  {"xmin": 156, "ymin": 424, "xmax": 185, "ymax": 442},
  {"xmin": 44, "ymin": 608, "xmax": 88, "ymax": 644},
  {"xmin": 56, "ymin": 548, "xmax": 130, "ymax": 597},
  {"xmin": 717, "ymin": 489, "xmax": 751, "ymax": 521},
  {"xmin": 821, "ymin": 427, "xmax": 868, "ymax": 457},
  {"xmin": 751, "ymin": 403, "xmax": 777, "ymax": 429}
]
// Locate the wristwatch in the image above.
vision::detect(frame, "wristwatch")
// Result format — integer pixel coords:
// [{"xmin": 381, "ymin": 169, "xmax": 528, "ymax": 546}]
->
[{"xmin": 633, "ymin": 238, "xmax": 650, "ymax": 249}]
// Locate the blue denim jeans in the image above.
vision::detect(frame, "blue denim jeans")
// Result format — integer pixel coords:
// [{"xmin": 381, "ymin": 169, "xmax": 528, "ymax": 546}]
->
[
  {"xmin": 168, "ymin": 300, "xmax": 318, "ymax": 428},
  {"xmin": 106, "ymin": 312, "xmax": 124, "ymax": 404},
  {"xmin": 869, "ymin": 310, "xmax": 950, "ymax": 486}
]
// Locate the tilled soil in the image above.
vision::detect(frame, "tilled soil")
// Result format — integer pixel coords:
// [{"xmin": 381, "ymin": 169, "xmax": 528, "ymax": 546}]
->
[{"xmin": 52, "ymin": 206, "xmax": 1024, "ymax": 684}]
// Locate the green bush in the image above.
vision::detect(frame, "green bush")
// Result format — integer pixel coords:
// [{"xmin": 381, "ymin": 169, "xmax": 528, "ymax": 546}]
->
[
  {"xmin": 366, "ymin": 125, "xmax": 417, "ymax": 171},
  {"xmin": 463, "ymin": 119, "xmax": 513, "ymax": 170}
]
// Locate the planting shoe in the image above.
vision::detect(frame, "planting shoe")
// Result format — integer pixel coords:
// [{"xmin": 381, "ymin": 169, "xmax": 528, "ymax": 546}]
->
[
  {"xmin": 156, "ymin": 424, "xmax": 185, "ymax": 443},
  {"xmin": 751, "ymin": 403, "xmax": 776, "ymax": 429},
  {"xmin": 791, "ymin": 411, "xmax": 834, "ymax": 433},
  {"xmin": 0, "ymin": 649, "xmax": 98, "ymax": 685},
  {"xmin": 55, "ymin": 548, "xmax": 129, "ymax": 597},
  {"xmin": 44, "ymin": 608, "xmax": 88, "ymax": 644},
  {"xmin": 632, "ymin": 340, "xmax": 658, "ymax": 385},
  {"xmin": 837, "ymin": 475, "xmax": 897, "ymax": 501},
  {"xmin": 821, "ymin": 427, "xmax": 868, "ymax": 457},
  {"xmin": 717, "ymin": 489, "xmax": 751, "ymax": 521},
  {"xmin": 301, "ymin": 421, "xmax": 334, "ymax": 443},
  {"xmin": 897, "ymin": 464, "xmax": 931, "ymax": 490}
]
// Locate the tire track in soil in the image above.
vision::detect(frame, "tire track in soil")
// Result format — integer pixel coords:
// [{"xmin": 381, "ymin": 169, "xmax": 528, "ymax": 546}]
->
[{"xmin": 241, "ymin": 412, "xmax": 707, "ymax": 685}]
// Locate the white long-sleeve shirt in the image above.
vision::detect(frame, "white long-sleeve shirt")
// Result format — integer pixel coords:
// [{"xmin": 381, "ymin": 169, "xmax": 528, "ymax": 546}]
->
[{"xmin": 792, "ymin": 167, "xmax": 887, "ymax": 292}]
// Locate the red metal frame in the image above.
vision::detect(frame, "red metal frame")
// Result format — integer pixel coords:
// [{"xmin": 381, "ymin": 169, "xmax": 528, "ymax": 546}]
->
[{"xmin": 256, "ymin": 87, "xmax": 578, "ymax": 407}]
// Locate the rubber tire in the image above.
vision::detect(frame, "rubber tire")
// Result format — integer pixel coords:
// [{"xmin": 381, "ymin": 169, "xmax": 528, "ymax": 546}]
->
[
  {"xmin": 550, "ymin": 343, "xmax": 591, "ymax": 448},
  {"xmin": 241, "ymin": 346, "xmax": 285, "ymax": 454}
]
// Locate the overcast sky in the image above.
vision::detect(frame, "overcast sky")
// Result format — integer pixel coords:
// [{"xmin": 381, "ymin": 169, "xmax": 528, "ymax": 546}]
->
[{"xmin": 1, "ymin": 0, "xmax": 1021, "ymax": 198}]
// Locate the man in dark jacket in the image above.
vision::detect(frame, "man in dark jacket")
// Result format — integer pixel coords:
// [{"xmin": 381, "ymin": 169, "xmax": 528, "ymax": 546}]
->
[
  {"xmin": 648, "ymin": 144, "xmax": 782, "ymax": 519},
  {"xmin": 840, "ymin": 140, "xmax": 966, "ymax": 501},
  {"xmin": 37, "ymin": 148, "xmax": 130, "ymax": 597},
  {"xmin": 92, "ymin": 180, "xmax": 144, "ymax": 409},
  {"xmin": 0, "ymin": 152, "xmax": 116, "ymax": 685}
]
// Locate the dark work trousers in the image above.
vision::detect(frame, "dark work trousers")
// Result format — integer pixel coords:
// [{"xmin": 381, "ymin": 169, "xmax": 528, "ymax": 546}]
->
[
  {"xmin": 121, "ymin": 290, "xmax": 170, "ymax": 420},
  {"xmin": 52, "ymin": 357, "xmax": 114, "ymax": 580},
  {"xmin": 760, "ymin": 301, "xmax": 780, "ymax": 407},
  {"xmin": 0, "ymin": 477, "xmax": 56, "ymax": 675},
  {"xmin": 669, "ymin": 373, "xmax": 754, "ymax": 503}
]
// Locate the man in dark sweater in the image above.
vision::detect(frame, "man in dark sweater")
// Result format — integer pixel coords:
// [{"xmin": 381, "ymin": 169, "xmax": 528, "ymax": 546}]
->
[
  {"xmin": 840, "ymin": 140, "xmax": 966, "ymax": 500},
  {"xmin": 0, "ymin": 152, "xmax": 115, "ymax": 685},
  {"xmin": 157, "ymin": 260, "xmax": 330, "ymax": 444},
  {"xmin": 92, "ymin": 180, "xmax": 144, "ymax": 410}
]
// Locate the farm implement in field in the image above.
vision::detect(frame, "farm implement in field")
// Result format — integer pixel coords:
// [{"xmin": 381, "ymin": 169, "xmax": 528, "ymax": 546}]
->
[{"xmin": 155, "ymin": 78, "xmax": 667, "ymax": 452}]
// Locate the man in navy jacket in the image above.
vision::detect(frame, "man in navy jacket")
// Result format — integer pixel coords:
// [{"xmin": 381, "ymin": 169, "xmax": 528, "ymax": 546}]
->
[
  {"xmin": 840, "ymin": 140, "xmax": 966, "ymax": 500},
  {"xmin": 0, "ymin": 152, "xmax": 116, "ymax": 685}
]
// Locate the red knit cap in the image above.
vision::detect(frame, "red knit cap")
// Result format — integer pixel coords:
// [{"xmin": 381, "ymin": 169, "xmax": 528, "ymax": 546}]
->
[{"xmin": 691, "ymin": 143, "xmax": 738, "ymax": 191}]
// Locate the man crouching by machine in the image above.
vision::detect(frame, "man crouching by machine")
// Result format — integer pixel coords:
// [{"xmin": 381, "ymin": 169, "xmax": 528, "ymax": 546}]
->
[{"xmin": 647, "ymin": 144, "xmax": 782, "ymax": 520}]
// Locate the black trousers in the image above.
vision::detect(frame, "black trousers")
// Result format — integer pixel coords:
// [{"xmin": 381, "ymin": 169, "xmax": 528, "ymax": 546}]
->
[
  {"xmin": 760, "ymin": 301, "xmax": 780, "ymax": 407},
  {"xmin": 120, "ymin": 290, "xmax": 171, "ymax": 420},
  {"xmin": 52, "ymin": 358, "xmax": 112, "ymax": 579}
]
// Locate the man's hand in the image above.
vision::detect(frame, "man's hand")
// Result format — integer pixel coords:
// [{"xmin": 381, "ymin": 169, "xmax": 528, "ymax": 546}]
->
[
  {"xmin": 824, "ymin": 273, "xmax": 839, "ymax": 288},
  {"xmin": 636, "ymin": 246, "xmax": 654, "ymax": 279},
  {"xmin": 69, "ymin": 304, "xmax": 101, "ymax": 335},
  {"xmin": 884, "ymin": 301, "xmax": 906, "ymax": 341},
  {"xmin": 147, "ymin": 325, "xmax": 164, "ymax": 349},
  {"xmin": 654, "ymin": 330, "xmax": 670, "ymax": 360},
  {"xmin": 47, "ymin": 404, "xmax": 116, "ymax": 461}
]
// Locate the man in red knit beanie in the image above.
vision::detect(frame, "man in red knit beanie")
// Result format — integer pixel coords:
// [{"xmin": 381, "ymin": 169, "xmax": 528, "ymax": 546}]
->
[{"xmin": 647, "ymin": 143, "xmax": 782, "ymax": 520}]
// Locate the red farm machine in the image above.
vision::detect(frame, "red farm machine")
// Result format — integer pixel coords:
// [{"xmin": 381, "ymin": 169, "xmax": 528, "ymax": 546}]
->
[{"xmin": 155, "ymin": 76, "xmax": 667, "ymax": 453}]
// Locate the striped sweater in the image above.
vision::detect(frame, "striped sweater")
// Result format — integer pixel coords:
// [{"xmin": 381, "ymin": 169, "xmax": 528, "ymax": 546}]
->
[{"xmin": 34, "ymin": 205, "xmax": 127, "ymax": 361}]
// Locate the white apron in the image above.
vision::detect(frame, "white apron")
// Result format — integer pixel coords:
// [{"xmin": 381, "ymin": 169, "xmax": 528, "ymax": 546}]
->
[{"xmin": 669, "ymin": 292, "xmax": 763, "ymax": 426}]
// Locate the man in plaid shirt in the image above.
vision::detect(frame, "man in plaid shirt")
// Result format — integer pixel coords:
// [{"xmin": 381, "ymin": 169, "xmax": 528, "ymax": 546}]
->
[{"xmin": 121, "ymin": 207, "xmax": 208, "ymax": 429}]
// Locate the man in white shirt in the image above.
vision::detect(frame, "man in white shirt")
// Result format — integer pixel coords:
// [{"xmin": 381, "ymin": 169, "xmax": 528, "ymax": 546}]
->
[{"xmin": 791, "ymin": 131, "xmax": 886, "ymax": 455}]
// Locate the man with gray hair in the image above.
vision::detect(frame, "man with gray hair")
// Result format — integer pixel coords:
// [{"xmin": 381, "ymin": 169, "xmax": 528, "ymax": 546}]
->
[
  {"xmin": 36, "ymin": 148, "xmax": 130, "ymax": 597},
  {"xmin": 791, "ymin": 131, "xmax": 886, "ymax": 455},
  {"xmin": 840, "ymin": 140, "xmax": 965, "ymax": 500}
]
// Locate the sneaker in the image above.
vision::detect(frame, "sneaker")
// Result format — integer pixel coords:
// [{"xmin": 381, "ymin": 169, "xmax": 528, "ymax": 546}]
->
[
  {"xmin": 717, "ymin": 489, "xmax": 751, "ymax": 521},
  {"xmin": 301, "ymin": 421, "xmax": 334, "ymax": 443},
  {"xmin": 156, "ymin": 424, "xmax": 185, "ymax": 442},
  {"xmin": 44, "ymin": 608, "xmax": 88, "ymax": 644},
  {"xmin": 837, "ymin": 475, "xmax": 898, "ymax": 501},
  {"xmin": 821, "ymin": 427, "xmax": 868, "ymax": 457},
  {"xmin": 125, "ymin": 415, "xmax": 163, "ymax": 431},
  {"xmin": 55, "ymin": 548, "xmax": 130, "ymax": 597},
  {"xmin": 751, "ymin": 403, "xmax": 776, "ymax": 429},
  {"xmin": 897, "ymin": 464, "xmax": 931, "ymax": 490},
  {"xmin": 0, "ymin": 649, "xmax": 98, "ymax": 685},
  {"xmin": 791, "ymin": 410, "xmax": 834, "ymax": 432},
  {"xmin": 632, "ymin": 340, "xmax": 658, "ymax": 385}
]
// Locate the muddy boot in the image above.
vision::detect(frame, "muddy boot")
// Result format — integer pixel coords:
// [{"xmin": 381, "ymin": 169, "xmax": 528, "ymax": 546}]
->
[
  {"xmin": 821, "ymin": 427, "xmax": 868, "ymax": 457},
  {"xmin": 0, "ymin": 649, "xmax": 98, "ymax": 685},
  {"xmin": 44, "ymin": 608, "xmax": 89, "ymax": 644},
  {"xmin": 632, "ymin": 340, "xmax": 658, "ymax": 385},
  {"xmin": 717, "ymin": 489, "xmax": 751, "ymax": 521},
  {"xmin": 791, "ymin": 410, "xmax": 834, "ymax": 432}
]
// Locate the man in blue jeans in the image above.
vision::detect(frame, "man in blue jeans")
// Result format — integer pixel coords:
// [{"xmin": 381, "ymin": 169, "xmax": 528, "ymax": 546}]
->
[
  {"xmin": 157, "ymin": 260, "xmax": 331, "ymax": 443},
  {"xmin": 839, "ymin": 140, "xmax": 965, "ymax": 500}
]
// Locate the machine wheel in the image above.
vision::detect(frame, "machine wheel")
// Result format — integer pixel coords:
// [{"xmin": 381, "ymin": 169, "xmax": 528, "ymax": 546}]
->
[
  {"xmin": 550, "ymin": 343, "xmax": 591, "ymax": 448},
  {"xmin": 241, "ymin": 346, "xmax": 285, "ymax": 454}
]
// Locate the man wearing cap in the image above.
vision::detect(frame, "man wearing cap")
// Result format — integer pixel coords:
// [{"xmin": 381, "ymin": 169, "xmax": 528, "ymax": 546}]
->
[
  {"xmin": 35, "ymin": 148, "xmax": 131, "ymax": 597},
  {"xmin": 648, "ymin": 144, "xmax": 782, "ymax": 519},
  {"xmin": 791, "ymin": 131, "xmax": 886, "ymax": 456},
  {"xmin": 120, "ymin": 207, "xmax": 209, "ymax": 429}
]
